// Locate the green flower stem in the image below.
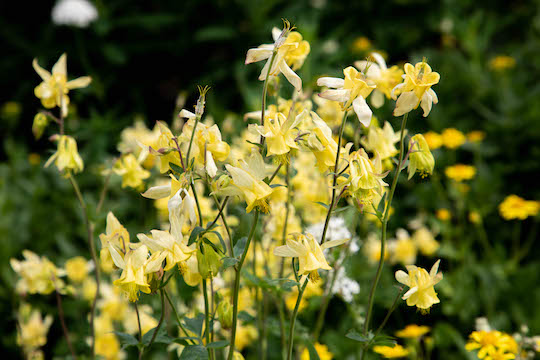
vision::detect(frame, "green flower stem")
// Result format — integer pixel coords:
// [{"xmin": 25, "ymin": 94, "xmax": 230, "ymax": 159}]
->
[
  {"xmin": 190, "ymin": 180, "xmax": 204, "ymax": 227},
  {"xmin": 68, "ymin": 174, "xmax": 100, "ymax": 359},
  {"xmin": 373, "ymin": 287, "xmax": 404, "ymax": 338},
  {"xmin": 146, "ymin": 288, "xmax": 166, "ymax": 351},
  {"xmin": 279, "ymin": 161, "xmax": 291, "ymax": 279},
  {"xmin": 276, "ymin": 296, "xmax": 288, "ymax": 359},
  {"xmin": 54, "ymin": 284, "xmax": 77, "ymax": 360},
  {"xmin": 202, "ymin": 279, "xmax": 214, "ymax": 360},
  {"xmin": 286, "ymin": 278, "xmax": 309, "ymax": 360},
  {"xmin": 227, "ymin": 211, "xmax": 260, "ymax": 360},
  {"xmin": 185, "ymin": 114, "xmax": 201, "ymax": 167},
  {"xmin": 320, "ymin": 111, "xmax": 348, "ymax": 245},
  {"xmin": 164, "ymin": 289, "xmax": 195, "ymax": 345},
  {"xmin": 361, "ymin": 113, "xmax": 408, "ymax": 360},
  {"xmin": 134, "ymin": 302, "xmax": 143, "ymax": 360}
]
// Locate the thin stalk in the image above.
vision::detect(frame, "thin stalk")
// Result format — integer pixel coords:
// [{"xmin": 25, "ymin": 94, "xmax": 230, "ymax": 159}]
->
[
  {"xmin": 278, "ymin": 162, "xmax": 291, "ymax": 279},
  {"xmin": 361, "ymin": 113, "xmax": 408, "ymax": 359},
  {"xmin": 96, "ymin": 167, "xmax": 112, "ymax": 213},
  {"xmin": 286, "ymin": 278, "xmax": 308, "ymax": 360},
  {"xmin": 135, "ymin": 303, "xmax": 143, "ymax": 360},
  {"xmin": 320, "ymin": 111, "xmax": 348, "ymax": 245},
  {"xmin": 268, "ymin": 163, "xmax": 283, "ymax": 183},
  {"xmin": 202, "ymin": 279, "xmax": 214, "ymax": 360},
  {"xmin": 55, "ymin": 287, "xmax": 77, "ymax": 359},
  {"xmin": 68, "ymin": 174, "xmax": 100, "ymax": 359},
  {"xmin": 190, "ymin": 180, "xmax": 204, "ymax": 227},
  {"xmin": 373, "ymin": 287, "xmax": 405, "ymax": 338},
  {"xmin": 227, "ymin": 211, "xmax": 260, "ymax": 360},
  {"xmin": 185, "ymin": 115, "xmax": 201, "ymax": 167},
  {"xmin": 210, "ymin": 278, "xmax": 215, "ymax": 344},
  {"xmin": 147, "ymin": 289, "xmax": 166, "ymax": 351},
  {"xmin": 276, "ymin": 297, "xmax": 288, "ymax": 359},
  {"xmin": 211, "ymin": 194, "xmax": 233, "ymax": 256},
  {"xmin": 164, "ymin": 290, "xmax": 195, "ymax": 345},
  {"xmin": 206, "ymin": 197, "xmax": 229, "ymax": 231}
]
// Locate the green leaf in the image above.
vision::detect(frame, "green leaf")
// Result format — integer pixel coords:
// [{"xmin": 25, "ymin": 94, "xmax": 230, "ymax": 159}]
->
[
  {"xmin": 207, "ymin": 230, "xmax": 226, "ymax": 254},
  {"xmin": 113, "ymin": 331, "xmax": 139, "ymax": 348},
  {"xmin": 206, "ymin": 340, "xmax": 229, "ymax": 348},
  {"xmin": 220, "ymin": 257, "xmax": 239, "ymax": 271},
  {"xmin": 315, "ymin": 201, "xmax": 329, "ymax": 209},
  {"xmin": 306, "ymin": 341, "xmax": 321, "ymax": 360},
  {"xmin": 188, "ymin": 226, "xmax": 206, "ymax": 246},
  {"xmin": 179, "ymin": 345, "xmax": 209, "ymax": 360},
  {"xmin": 169, "ymin": 162, "xmax": 184, "ymax": 174},
  {"xmin": 233, "ymin": 236, "xmax": 247, "ymax": 257},
  {"xmin": 371, "ymin": 335, "xmax": 397, "ymax": 347},
  {"xmin": 141, "ymin": 326, "xmax": 172, "ymax": 345},
  {"xmin": 174, "ymin": 337, "xmax": 201, "ymax": 346},
  {"xmin": 184, "ymin": 313, "xmax": 205, "ymax": 338},
  {"xmin": 332, "ymin": 205, "xmax": 352, "ymax": 214},
  {"xmin": 270, "ymin": 183, "xmax": 286, "ymax": 188},
  {"xmin": 345, "ymin": 330, "xmax": 371, "ymax": 342}
]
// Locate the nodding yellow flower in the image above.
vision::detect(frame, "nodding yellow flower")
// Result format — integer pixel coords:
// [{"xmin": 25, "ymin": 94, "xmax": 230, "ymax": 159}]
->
[
  {"xmin": 396, "ymin": 324, "xmax": 431, "ymax": 338},
  {"xmin": 313, "ymin": 94, "xmax": 344, "ymax": 128},
  {"xmin": 245, "ymin": 20, "xmax": 304, "ymax": 91},
  {"xmin": 408, "ymin": 134, "xmax": 435, "ymax": 180},
  {"xmin": 395, "ymin": 259, "xmax": 443, "ymax": 311},
  {"xmin": 445, "ymin": 164, "xmax": 476, "ymax": 182},
  {"xmin": 11, "ymin": 250, "xmax": 65, "ymax": 295},
  {"xmin": 301, "ymin": 342, "xmax": 334, "ymax": 360},
  {"xmin": 113, "ymin": 154, "xmax": 150, "ymax": 190},
  {"xmin": 498, "ymin": 195, "xmax": 540, "ymax": 220},
  {"xmin": 423, "ymin": 131, "xmax": 443, "ymax": 150},
  {"xmin": 489, "ymin": 55, "xmax": 516, "ymax": 71},
  {"xmin": 44, "ymin": 135, "xmax": 84, "ymax": 175},
  {"xmin": 355, "ymin": 52, "xmax": 404, "ymax": 108},
  {"xmin": 223, "ymin": 150, "xmax": 274, "ymax": 213},
  {"xmin": 465, "ymin": 331, "xmax": 517, "ymax": 359},
  {"xmin": 436, "ymin": 208, "xmax": 451, "ymax": 221},
  {"xmin": 16, "ymin": 304, "xmax": 53, "ymax": 356},
  {"xmin": 392, "ymin": 60, "xmax": 439, "ymax": 117},
  {"xmin": 318, "ymin": 66, "xmax": 376, "ymax": 126},
  {"xmin": 109, "ymin": 244, "xmax": 165, "ymax": 302},
  {"xmin": 65, "ymin": 256, "xmax": 93, "ymax": 283},
  {"xmin": 250, "ymin": 110, "xmax": 308, "ymax": 159},
  {"xmin": 346, "ymin": 148, "xmax": 388, "ymax": 205},
  {"xmin": 305, "ymin": 112, "xmax": 339, "ymax": 172},
  {"xmin": 361, "ymin": 121, "xmax": 401, "ymax": 160},
  {"xmin": 412, "ymin": 227, "xmax": 439, "ymax": 256},
  {"xmin": 274, "ymin": 233, "xmax": 348, "ymax": 281},
  {"xmin": 99, "ymin": 212, "xmax": 130, "ymax": 273},
  {"xmin": 137, "ymin": 230, "xmax": 194, "ymax": 272},
  {"xmin": 373, "ymin": 344, "xmax": 410, "ymax": 358},
  {"xmin": 441, "ymin": 128, "xmax": 466, "ymax": 149},
  {"xmin": 32, "ymin": 53, "xmax": 91, "ymax": 116}
]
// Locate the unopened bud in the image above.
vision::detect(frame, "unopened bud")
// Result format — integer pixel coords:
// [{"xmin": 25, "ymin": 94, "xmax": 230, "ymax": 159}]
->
[
  {"xmin": 32, "ymin": 113, "xmax": 49, "ymax": 139},
  {"xmin": 217, "ymin": 300, "xmax": 233, "ymax": 329},
  {"xmin": 408, "ymin": 134, "xmax": 434, "ymax": 180},
  {"xmin": 195, "ymin": 85, "xmax": 211, "ymax": 117},
  {"xmin": 196, "ymin": 242, "xmax": 221, "ymax": 279}
]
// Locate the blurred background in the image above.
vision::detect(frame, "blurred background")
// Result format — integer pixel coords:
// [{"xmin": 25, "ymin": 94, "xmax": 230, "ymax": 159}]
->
[{"xmin": 1, "ymin": 0, "xmax": 540, "ymax": 358}]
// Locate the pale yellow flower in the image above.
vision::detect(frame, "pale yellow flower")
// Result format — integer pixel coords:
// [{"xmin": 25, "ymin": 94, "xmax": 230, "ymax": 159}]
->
[
  {"xmin": 396, "ymin": 324, "xmax": 431, "ymax": 338},
  {"xmin": 113, "ymin": 153, "xmax": 150, "ymax": 190},
  {"xmin": 99, "ymin": 212, "xmax": 130, "ymax": 273},
  {"xmin": 395, "ymin": 260, "xmax": 443, "ymax": 310},
  {"xmin": 392, "ymin": 61, "xmax": 439, "ymax": 117},
  {"xmin": 408, "ymin": 134, "xmax": 435, "ymax": 179},
  {"xmin": 441, "ymin": 128, "xmax": 466, "ymax": 149},
  {"xmin": 137, "ymin": 230, "xmax": 194, "ymax": 272},
  {"xmin": 346, "ymin": 148, "xmax": 388, "ymax": 205},
  {"xmin": 95, "ymin": 333, "xmax": 124, "ymax": 360},
  {"xmin": 423, "ymin": 131, "xmax": 443, "ymax": 150},
  {"xmin": 44, "ymin": 135, "xmax": 84, "ymax": 175},
  {"xmin": 389, "ymin": 228, "xmax": 417, "ymax": 265},
  {"xmin": 65, "ymin": 256, "xmax": 93, "ymax": 283},
  {"xmin": 11, "ymin": 250, "xmax": 65, "ymax": 295},
  {"xmin": 361, "ymin": 121, "xmax": 401, "ymax": 160},
  {"xmin": 445, "ymin": 164, "xmax": 476, "ymax": 182},
  {"xmin": 412, "ymin": 227, "xmax": 439, "ymax": 256},
  {"xmin": 16, "ymin": 304, "xmax": 53, "ymax": 356}
]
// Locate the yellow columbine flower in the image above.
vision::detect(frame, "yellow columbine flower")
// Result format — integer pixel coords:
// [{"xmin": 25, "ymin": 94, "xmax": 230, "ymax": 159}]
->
[
  {"xmin": 445, "ymin": 164, "xmax": 476, "ymax": 182},
  {"xmin": 44, "ymin": 135, "xmax": 84, "ymax": 175},
  {"xmin": 16, "ymin": 304, "xmax": 53, "ymax": 356},
  {"xmin": 273, "ymin": 233, "xmax": 348, "ymax": 281},
  {"xmin": 301, "ymin": 342, "xmax": 334, "ymax": 360},
  {"xmin": 361, "ymin": 121, "xmax": 401, "ymax": 161},
  {"xmin": 137, "ymin": 230, "xmax": 194, "ymax": 272},
  {"xmin": 272, "ymin": 28, "xmax": 311, "ymax": 71},
  {"xmin": 392, "ymin": 60, "xmax": 439, "ymax": 117},
  {"xmin": 109, "ymin": 244, "xmax": 165, "ymax": 302},
  {"xmin": 245, "ymin": 20, "xmax": 304, "ymax": 91},
  {"xmin": 346, "ymin": 148, "xmax": 388, "ymax": 205},
  {"xmin": 99, "ymin": 212, "xmax": 130, "ymax": 273},
  {"xmin": 318, "ymin": 66, "xmax": 376, "ymax": 126},
  {"xmin": 223, "ymin": 150, "xmax": 274, "ymax": 213},
  {"xmin": 396, "ymin": 324, "xmax": 431, "ymax": 338},
  {"xmin": 441, "ymin": 128, "xmax": 466, "ymax": 149},
  {"xmin": 11, "ymin": 250, "xmax": 65, "ymax": 295},
  {"xmin": 250, "ymin": 110, "xmax": 307, "ymax": 160},
  {"xmin": 33, "ymin": 53, "xmax": 91, "ymax": 116},
  {"xmin": 373, "ymin": 344, "xmax": 410, "ymax": 358},
  {"xmin": 363, "ymin": 233, "xmax": 389, "ymax": 264},
  {"xmin": 65, "ymin": 256, "xmax": 93, "ymax": 283},
  {"xmin": 395, "ymin": 259, "xmax": 443, "ymax": 311},
  {"xmin": 355, "ymin": 52, "xmax": 404, "ymax": 108},
  {"xmin": 95, "ymin": 333, "xmax": 123, "ymax": 360},
  {"xmin": 113, "ymin": 153, "xmax": 150, "ymax": 190},
  {"xmin": 154, "ymin": 121, "xmax": 182, "ymax": 173},
  {"xmin": 412, "ymin": 227, "xmax": 439, "ymax": 256},
  {"xmin": 389, "ymin": 228, "xmax": 417, "ymax": 265},
  {"xmin": 305, "ymin": 112, "xmax": 339, "ymax": 172},
  {"xmin": 423, "ymin": 131, "xmax": 443, "ymax": 150},
  {"xmin": 313, "ymin": 94, "xmax": 344, "ymax": 128},
  {"xmin": 408, "ymin": 134, "xmax": 435, "ymax": 179},
  {"xmin": 498, "ymin": 195, "xmax": 540, "ymax": 220}
]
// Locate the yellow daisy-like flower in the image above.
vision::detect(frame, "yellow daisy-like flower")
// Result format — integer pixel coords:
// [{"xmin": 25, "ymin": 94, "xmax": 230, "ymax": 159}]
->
[
  {"xmin": 396, "ymin": 324, "xmax": 431, "ymax": 338},
  {"xmin": 441, "ymin": 128, "xmax": 466, "ymax": 149},
  {"xmin": 33, "ymin": 53, "xmax": 91, "ymax": 116},
  {"xmin": 498, "ymin": 195, "xmax": 540, "ymax": 220},
  {"xmin": 465, "ymin": 331, "xmax": 516, "ymax": 359},
  {"xmin": 373, "ymin": 344, "xmax": 410, "ymax": 358},
  {"xmin": 301, "ymin": 343, "xmax": 334, "ymax": 360},
  {"xmin": 395, "ymin": 260, "xmax": 443, "ymax": 310},
  {"xmin": 423, "ymin": 131, "xmax": 443, "ymax": 150},
  {"xmin": 445, "ymin": 164, "xmax": 476, "ymax": 182}
]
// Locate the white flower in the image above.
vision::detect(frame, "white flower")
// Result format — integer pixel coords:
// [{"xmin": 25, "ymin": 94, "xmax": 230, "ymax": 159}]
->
[
  {"xmin": 52, "ymin": 0, "xmax": 98, "ymax": 28},
  {"xmin": 306, "ymin": 217, "xmax": 353, "ymax": 246},
  {"xmin": 333, "ymin": 267, "xmax": 360, "ymax": 302}
]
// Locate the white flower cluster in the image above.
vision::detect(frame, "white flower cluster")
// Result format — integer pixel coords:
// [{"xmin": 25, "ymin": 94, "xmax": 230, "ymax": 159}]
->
[
  {"xmin": 307, "ymin": 217, "xmax": 359, "ymax": 252},
  {"xmin": 332, "ymin": 267, "xmax": 360, "ymax": 303},
  {"xmin": 52, "ymin": 0, "xmax": 98, "ymax": 28}
]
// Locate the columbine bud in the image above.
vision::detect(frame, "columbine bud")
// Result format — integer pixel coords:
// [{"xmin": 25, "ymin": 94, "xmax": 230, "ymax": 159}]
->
[
  {"xmin": 408, "ymin": 134, "xmax": 435, "ymax": 180},
  {"xmin": 197, "ymin": 242, "xmax": 221, "ymax": 279},
  {"xmin": 195, "ymin": 85, "xmax": 210, "ymax": 118},
  {"xmin": 211, "ymin": 174, "xmax": 231, "ymax": 193},
  {"xmin": 32, "ymin": 113, "xmax": 49, "ymax": 139},
  {"xmin": 217, "ymin": 300, "xmax": 233, "ymax": 329}
]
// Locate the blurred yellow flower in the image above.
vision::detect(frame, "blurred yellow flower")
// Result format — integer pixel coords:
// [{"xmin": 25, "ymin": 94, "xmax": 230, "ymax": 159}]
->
[
  {"xmin": 65, "ymin": 256, "xmax": 92, "ymax": 283},
  {"xmin": 16, "ymin": 304, "xmax": 53, "ymax": 357},
  {"xmin": 469, "ymin": 211, "xmax": 482, "ymax": 224},
  {"xmin": 467, "ymin": 130, "xmax": 486, "ymax": 143},
  {"xmin": 361, "ymin": 121, "xmax": 401, "ymax": 160},
  {"xmin": 489, "ymin": 56, "xmax": 516, "ymax": 71},
  {"xmin": 234, "ymin": 322, "xmax": 258, "ymax": 350},
  {"xmin": 412, "ymin": 227, "xmax": 439, "ymax": 256},
  {"xmin": 441, "ymin": 128, "xmax": 466, "ymax": 149},
  {"xmin": 44, "ymin": 135, "xmax": 84, "ymax": 175},
  {"xmin": 352, "ymin": 36, "xmax": 372, "ymax": 52},
  {"xmin": 11, "ymin": 250, "xmax": 65, "ymax": 295},
  {"xmin": 389, "ymin": 228, "xmax": 417, "ymax": 265},
  {"xmin": 445, "ymin": 164, "xmax": 476, "ymax": 182},
  {"xmin": 465, "ymin": 331, "xmax": 517, "ymax": 359},
  {"xmin": 113, "ymin": 154, "xmax": 150, "ymax": 190},
  {"xmin": 498, "ymin": 195, "xmax": 540, "ymax": 220},
  {"xmin": 32, "ymin": 53, "xmax": 91, "ymax": 116},
  {"xmin": 363, "ymin": 233, "xmax": 388, "ymax": 264},
  {"xmin": 423, "ymin": 131, "xmax": 443, "ymax": 150},
  {"xmin": 396, "ymin": 324, "xmax": 431, "ymax": 338},
  {"xmin": 436, "ymin": 208, "xmax": 451, "ymax": 221},
  {"xmin": 395, "ymin": 260, "xmax": 443, "ymax": 310},
  {"xmin": 373, "ymin": 344, "xmax": 410, "ymax": 358},
  {"xmin": 95, "ymin": 333, "xmax": 123, "ymax": 360},
  {"xmin": 301, "ymin": 342, "xmax": 334, "ymax": 360}
]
